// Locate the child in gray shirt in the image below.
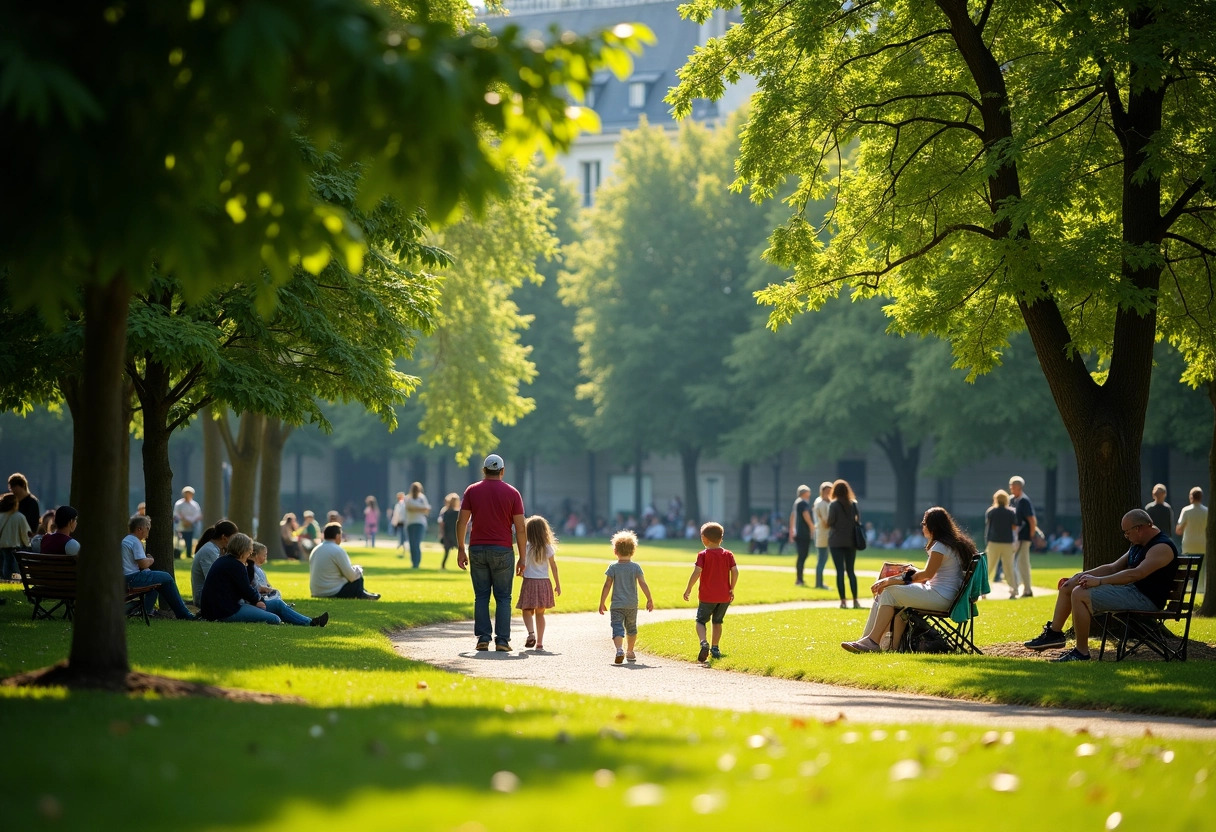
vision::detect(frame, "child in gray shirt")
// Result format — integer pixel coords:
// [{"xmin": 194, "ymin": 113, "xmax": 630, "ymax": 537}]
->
[{"xmin": 599, "ymin": 530, "xmax": 654, "ymax": 664}]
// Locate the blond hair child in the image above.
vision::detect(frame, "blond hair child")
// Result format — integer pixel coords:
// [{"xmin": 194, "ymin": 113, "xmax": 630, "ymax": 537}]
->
[
  {"xmin": 515, "ymin": 515, "xmax": 561, "ymax": 650},
  {"xmin": 599, "ymin": 530, "xmax": 654, "ymax": 664}
]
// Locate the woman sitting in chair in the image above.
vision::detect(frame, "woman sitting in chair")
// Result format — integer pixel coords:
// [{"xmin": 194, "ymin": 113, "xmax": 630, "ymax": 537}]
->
[{"xmin": 842, "ymin": 506, "xmax": 976, "ymax": 653}]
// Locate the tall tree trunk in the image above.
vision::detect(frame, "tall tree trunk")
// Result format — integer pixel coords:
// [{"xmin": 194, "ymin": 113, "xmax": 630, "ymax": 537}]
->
[
  {"xmin": 67, "ymin": 277, "xmax": 132, "ymax": 678},
  {"xmin": 217, "ymin": 411, "xmax": 264, "ymax": 535},
  {"xmin": 680, "ymin": 446, "xmax": 701, "ymax": 527},
  {"xmin": 943, "ymin": 2, "xmax": 1162, "ymax": 571},
  {"xmin": 587, "ymin": 450, "xmax": 597, "ymax": 527},
  {"xmin": 202, "ymin": 410, "xmax": 224, "ymax": 527},
  {"xmin": 633, "ymin": 444, "xmax": 644, "ymax": 519},
  {"xmin": 1042, "ymin": 463, "xmax": 1059, "ymax": 532},
  {"xmin": 142, "ymin": 409, "xmax": 176, "ymax": 574},
  {"xmin": 737, "ymin": 462, "xmax": 751, "ymax": 529},
  {"xmin": 409, "ymin": 454, "xmax": 429, "ymax": 491},
  {"xmin": 771, "ymin": 456, "xmax": 782, "ymax": 523},
  {"xmin": 1201, "ymin": 382, "xmax": 1216, "ymax": 617},
  {"xmin": 62, "ymin": 377, "xmax": 85, "ymax": 508},
  {"xmin": 877, "ymin": 431, "xmax": 920, "ymax": 531},
  {"xmin": 258, "ymin": 417, "xmax": 292, "ymax": 553},
  {"xmin": 119, "ymin": 383, "xmax": 133, "ymax": 517}
]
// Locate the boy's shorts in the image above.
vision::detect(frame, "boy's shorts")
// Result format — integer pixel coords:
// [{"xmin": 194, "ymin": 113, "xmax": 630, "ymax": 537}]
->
[
  {"xmin": 610, "ymin": 608, "xmax": 638, "ymax": 638},
  {"xmin": 695, "ymin": 601, "xmax": 731, "ymax": 625}
]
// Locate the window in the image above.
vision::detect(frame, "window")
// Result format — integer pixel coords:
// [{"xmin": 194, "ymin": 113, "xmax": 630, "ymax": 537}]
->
[
  {"xmin": 580, "ymin": 160, "xmax": 601, "ymax": 207},
  {"xmin": 628, "ymin": 81, "xmax": 647, "ymax": 109},
  {"xmin": 837, "ymin": 459, "xmax": 867, "ymax": 498},
  {"xmin": 610, "ymin": 474, "xmax": 652, "ymax": 520}
]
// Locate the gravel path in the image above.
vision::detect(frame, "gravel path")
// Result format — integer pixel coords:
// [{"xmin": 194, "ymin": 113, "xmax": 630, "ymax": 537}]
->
[{"xmin": 390, "ymin": 598, "xmax": 1216, "ymax": 741}]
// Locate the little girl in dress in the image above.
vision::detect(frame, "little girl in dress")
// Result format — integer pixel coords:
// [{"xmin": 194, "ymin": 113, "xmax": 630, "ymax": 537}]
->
[{"xmin": 516, "ymin": 515, "xmax": 561, "ymax": 650}]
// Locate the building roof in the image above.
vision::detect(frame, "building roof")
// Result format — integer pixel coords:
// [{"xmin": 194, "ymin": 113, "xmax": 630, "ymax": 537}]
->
[{"xmin": 478, "ymin": 0, "xmax": 719, "ymax": 131}]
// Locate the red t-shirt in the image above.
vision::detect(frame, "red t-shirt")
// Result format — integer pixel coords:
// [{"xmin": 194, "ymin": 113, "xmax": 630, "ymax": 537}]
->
[
  {"xmin": 696, "ymin": 547, "xmax": 736, "ymax": 603},
  {"xmin": 462, "ymin": 478, "xmax": 525, "ymax": 547}
]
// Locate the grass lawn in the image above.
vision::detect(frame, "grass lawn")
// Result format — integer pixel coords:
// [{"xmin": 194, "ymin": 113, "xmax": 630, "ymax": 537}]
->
[
  {"xmin": 1, "ymin": 542, "xmax": 1212, "ymax": 830},
  {"xmin": 639, "ymin": 599, "xmax": 1216, "ymax": 718}
]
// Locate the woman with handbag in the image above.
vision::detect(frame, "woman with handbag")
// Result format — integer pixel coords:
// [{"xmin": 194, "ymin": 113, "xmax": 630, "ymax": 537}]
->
[
  {"xmin": 842, "ymin": 506, "xmax": 975, "ymax": 653},
  {"xmin": 826, "ymin": 479, "xmax": 862, "ymax": 609}
]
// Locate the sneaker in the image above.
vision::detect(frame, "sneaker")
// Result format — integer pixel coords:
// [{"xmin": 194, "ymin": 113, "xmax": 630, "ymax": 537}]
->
[
  {"xmin": 625, "ymin": 651, "xmax": 636, "ymax": 663},
  {"xmin": 1051, "ymin": 647, "xmax": 1090, "ymax": 662},
  {"xmin": 710, "ymin": 646, "xmax": 722, "ymax": 660},
  {"xmin": 525, "ymin": 633, "xmax": 536, "ymax": 648},
  {"xmin": 697, "ymin": 642, "xmax": 710, "ymax": 663},
  {"xmin": 360, "ymin": 591, "xmax": 381, "ymax": 601},
  {"xmin": 476, "ymin": 641, "xmax": 490, "ymax": 651},
  {"xmin": 1023, "ymin": 622, "xmax": 1067, "ymax": 651},
  {"xmin": 496, "ymin": 643, "xmax": 511, "ymax": 652},
  {"xmin": 309, "ymin": 612, "xmax": 329, "ymax": 628},
  {"xmin": 615, "ymin": 650, "xmax": 625, "ymax": 664}
]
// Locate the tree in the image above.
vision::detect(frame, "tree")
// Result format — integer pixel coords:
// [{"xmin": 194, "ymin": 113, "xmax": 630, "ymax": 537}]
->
[
  {"xmin": 0, "ymin": 0, "xmax": 649, "ymax": 686},
  {"xmin": 563, "ymin": 117, "xmax": 771, "ymax": 524},
  {"xmin": 673, "ymin": 0, "xmax": 1216, "ymax": 569}
]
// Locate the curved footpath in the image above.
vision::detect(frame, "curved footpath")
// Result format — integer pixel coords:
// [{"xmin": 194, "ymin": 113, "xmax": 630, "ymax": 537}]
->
[{"xmin": 391, "ymin": 598, "xmax": 1216, "ymax": 741}]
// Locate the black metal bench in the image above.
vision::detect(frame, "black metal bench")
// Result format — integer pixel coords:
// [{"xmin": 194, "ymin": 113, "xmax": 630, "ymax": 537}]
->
[{"xmin": 1097, "ymin": 554, "xmax": 1203, "ymax": 662}]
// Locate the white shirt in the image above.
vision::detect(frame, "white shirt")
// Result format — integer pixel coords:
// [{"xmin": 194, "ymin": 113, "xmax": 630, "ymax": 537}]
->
[
  {"xmin": 404, "ymin": 495, "xmax": 430, "ymax": 527},
  {"xmin": 925, "ymin": 541, "xmax": 963, "ymax": 599},
  {"xmin": 812, "ymin": 497, "xmax": 831, "ymax": 547},
  {"xmin": 309, "ymin": 540, "xmax": 363, "ymax": 597},
  {"xmin": 1177, "ymin": 503, "xmax": 1208, "ymax": 554},
  {"xmin": 120, "ymin": 533, "xmax": 146, "ymax": 577},
  {"xmin": 522, "ymin": 543, "xmax": 554, "ymax": 579},
  {"xmin": 173, "ymin": 497, "xmax": 202, "ymax": 530},
  {"xmin": 644, "ymin": 522, "xmax": 667, "ymax": 540},
  {"xmin": 752, "ymin": 522, "xmax": 770, "ymax": 541}
]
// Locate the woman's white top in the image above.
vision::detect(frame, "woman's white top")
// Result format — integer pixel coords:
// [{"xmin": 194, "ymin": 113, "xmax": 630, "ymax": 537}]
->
[
  {"xmin": 522, "ymin": 543, "xmax": 554, "ymax": 579},
  {"xmin": 404, "ymin": 495, "xmax": 430, "ymax": 527},
  {"xmin": 925, "ymin": 540, "xmax": 963, "ymax": 599}
]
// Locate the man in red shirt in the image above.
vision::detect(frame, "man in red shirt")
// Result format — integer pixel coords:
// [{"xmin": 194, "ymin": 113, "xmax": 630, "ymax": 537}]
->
[
  {"xmin": 683, "ymin": 521, "xmax": 739, "ymax": 663},
  {"xmin": 456, "ymin": 454, "xmax": 527, "ymax": 652}
]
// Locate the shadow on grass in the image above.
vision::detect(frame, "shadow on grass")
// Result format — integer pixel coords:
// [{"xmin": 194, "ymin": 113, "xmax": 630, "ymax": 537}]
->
[{"xmin": 0, "ymin": 695, "xmax": 691, "ymax": 831}]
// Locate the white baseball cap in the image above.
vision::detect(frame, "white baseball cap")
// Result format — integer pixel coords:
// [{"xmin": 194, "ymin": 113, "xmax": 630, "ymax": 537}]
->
[{"xmin": 483, "ymin": 454, "xmax": 504, "ymax": 471}]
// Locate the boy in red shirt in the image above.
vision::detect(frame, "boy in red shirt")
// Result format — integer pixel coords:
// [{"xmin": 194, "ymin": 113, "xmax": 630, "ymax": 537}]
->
[{"xmin": 682, "ymin": 521, "xmax": 739, "ymax": 663}]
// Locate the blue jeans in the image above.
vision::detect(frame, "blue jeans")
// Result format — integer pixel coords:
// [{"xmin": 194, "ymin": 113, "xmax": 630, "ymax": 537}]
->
[
  {"xmin": 396, "ymin": 524, "xmax": 407, "ymax": 547},
  {"xmin": 223, "ymin": 604, "xmax": 283, "ymax": 624},
  {"xmin": 815, "ymin": 546, "xmax": 830, "ymax": 587},
  {"xmin": 182, "ymin": 530, "xmax": 195, "ymax": 558},
  {"xmin": 469, "ymin": 546, "xmax": 514, "ymax": 645},
  {"xmin": 126, "ymin": 569, "xmax": 194, "ymax": 619},
  {"xmin": 407, "ymin": 523, "xmax": 424, "ymax": 568},
  {"xmin": 261, "ymin": 596, "xmax": 313, "ymax": 626},
  {"xmin": 1, "ymin": 547, "xmax": 18, "ymax": 581}
]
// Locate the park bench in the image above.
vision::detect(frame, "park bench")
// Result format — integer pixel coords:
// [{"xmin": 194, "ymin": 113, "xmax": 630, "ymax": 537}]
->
[
  {"xmin": 1096, "ymin": 554, "xmax": 1203, "ymax": 662},
  {"xmin": 15, "ymin": 551, "xmax": 161, "ymax": 626},
  {"xmin": 895, "ymin": 552, "xmax": 986, "ymax": 655}
]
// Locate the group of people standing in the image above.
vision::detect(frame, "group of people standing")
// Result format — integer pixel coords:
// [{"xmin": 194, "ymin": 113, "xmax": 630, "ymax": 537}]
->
[
  {"xmin": 983, "ymin": 475, "xmax": 1038, "ymax": 599},
  {"xmin": 789, "ymin": 480, "xmax": 864, "ymax": 608},
  {"xmin": 386, "ymin": 485, "xmax": 461, "ymax": 569}
]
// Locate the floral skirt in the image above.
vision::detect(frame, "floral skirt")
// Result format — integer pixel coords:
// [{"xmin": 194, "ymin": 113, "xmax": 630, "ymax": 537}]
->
[{"xmin": 516, "ymin": 577, "xmax": 555, "ymax": 610}]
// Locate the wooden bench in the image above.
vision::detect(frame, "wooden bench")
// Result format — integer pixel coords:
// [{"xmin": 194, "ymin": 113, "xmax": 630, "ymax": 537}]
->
[
  {"xmin": 15, "ymin": 551, "xmax": 162, "ymax": 626},
  {"xmin": 1097, "ymin": 554, "xmax": 1203, "ymax": 662}
]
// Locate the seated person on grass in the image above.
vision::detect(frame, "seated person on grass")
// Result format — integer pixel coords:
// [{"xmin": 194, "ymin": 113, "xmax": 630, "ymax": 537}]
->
[
  {"xmin": 309, "ymin": 522, "xmax": 380, "ymax": 600},
  {"xmin": 1023, "ymin": 508, "xmax": 1178, "ymax": 662},
  {"xmin": 191, "ymin": 520, "xmax": 238, "ymax": 607},
  {"xmin": 38, "ymin": 505, "xmax": 82, "ymax": 555},
  {"xmin": 122, "ymin": 514, "xmax": 197, "ymax": 620},
  {"xmin": 250, "ymin": 542, "xmax": 282, "ymax": 600},
  {"xmin": 200, "ymin": 533, "xmax": 328, "ymax": 626}
]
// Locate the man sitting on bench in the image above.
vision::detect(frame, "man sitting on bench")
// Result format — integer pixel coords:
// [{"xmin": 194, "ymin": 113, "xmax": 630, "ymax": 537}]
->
[
  {"xmin": 122, "ymin": 514, "xmax": 197, "ymax": 620},
  {"xmin": 1023, "ymin": 508, "xmax": 1177, "ymax": 662}
]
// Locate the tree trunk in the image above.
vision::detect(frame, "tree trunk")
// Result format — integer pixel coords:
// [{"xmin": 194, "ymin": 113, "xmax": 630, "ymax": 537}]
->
[
  {"xmin": 119, "ymin": 383, "xmax": 133, "ymax": 517},
  {"xmin": 67, "ymin": 278, "xmax": 133, "ymax": 678},
  {"xmin": 1043, "ymin": 463, "xmax": 1058, "ymax": 533},
  {"xmin": 258, "ymin": 417, "xmax": 292, "ymax": 553},
  {"xmin": 877, "ymin": 431, "xmax": 920, "ymax": 531},
  {"xmin": 1069, "ymin": 407, "xmax": 1146, "ymax": 571},
  {"xmin": 1146, "ymin": 443, "xmax": 1170, "ymax": 494},
  {"xmin": 737, "ymin": 462, "xmax": 751, "ymax": 529},
  {"xmin": 202, "ymin": 411, "xmax": 225, "ymax": 527},
  {"xmin": 142, "ymin": 410, "xmax": 177, "ymax": 574},
  {"xmin": 680, "ymin": 446, "xmax": 701, "ymax": 527},
  {"xmin": 217, "ymin": 411, "xmax": 264, "ymax": 535},
  {"xmin": 633, "ymin": 444, "xmax": 644, "ymax": 519},
  {"xmin": 1200, "ymin": 381, "xmax": 1216, "ymax": 617}
]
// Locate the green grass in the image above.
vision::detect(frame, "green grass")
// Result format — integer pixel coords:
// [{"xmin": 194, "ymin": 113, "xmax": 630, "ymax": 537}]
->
[
  {"xmin": 638, "ymin": 599, "xmax": 1216, "ymax": 718},
  {"xmin": 1, "ymin": 542, "xmax": 1213, "ymax": 830}
]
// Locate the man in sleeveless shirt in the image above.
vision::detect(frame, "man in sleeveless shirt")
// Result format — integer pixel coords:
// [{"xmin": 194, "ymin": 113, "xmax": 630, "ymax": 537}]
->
[{"xmin": 1023, "ymin": 508, "xmax": 1178, "ymax": 662}]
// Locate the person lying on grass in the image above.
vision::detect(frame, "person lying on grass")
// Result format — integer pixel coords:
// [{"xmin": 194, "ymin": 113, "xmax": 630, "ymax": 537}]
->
[
  {"xmin": 1022, "ymin": 508, "xmax": 1177, "ymax": 662},
  {"xmin": 200, "ymin": 533, "xmax": 328, "ymax": 626},
  {"xmin": 842, "ymin": 506, "xmax": 976, "ymax": 654}
]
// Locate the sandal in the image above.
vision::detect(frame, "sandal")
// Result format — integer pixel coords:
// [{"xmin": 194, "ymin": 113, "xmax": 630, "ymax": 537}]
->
[{"xmin": 525, "ymin": 633, "xmax": 536, "ymax": 648}]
